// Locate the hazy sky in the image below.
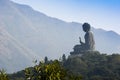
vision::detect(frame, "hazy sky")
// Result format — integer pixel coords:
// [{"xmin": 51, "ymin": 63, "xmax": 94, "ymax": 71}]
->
[{"xmin": 11, "ymin": 0, "xmax": 120, "ymax": 34}]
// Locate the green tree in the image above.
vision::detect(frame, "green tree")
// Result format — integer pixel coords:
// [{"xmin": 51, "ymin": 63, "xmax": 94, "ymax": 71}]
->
[
  {"xmin": 44, "ymin": 56, "xmax": 48, "ymax": 64},
  {"xmin": 0, "ymin": 69, "xmax": 9, "ymax": 80},
  {"xmin": 62, "ymin": 54, "xmax": 66, "ymax": 62},
  {"xmin": 25, "ymin": 60, "xmax": 66, "ymax": 80}
]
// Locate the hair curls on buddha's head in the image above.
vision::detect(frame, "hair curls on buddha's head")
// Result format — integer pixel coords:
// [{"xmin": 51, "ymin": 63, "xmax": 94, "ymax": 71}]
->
[{"xmin": 82, "ymin": 23, "xmax": 91, "ymax": 32}]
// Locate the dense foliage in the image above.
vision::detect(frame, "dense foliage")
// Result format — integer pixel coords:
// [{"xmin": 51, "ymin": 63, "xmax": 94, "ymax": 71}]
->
[
  {"xmin": 0, "ymin": 69, "xmax": 9, "ymax": 80},
  {"xmin": 8, "ymin": 60, "xmax": 82, "ymax": 80},
  {"xmin": 64, "ymin": 51, "xmax": 120, "ymax": 80},
  {"xmin": 25, "ymin": 60, "xmax": 66, "ymax": 80},
  {"xmin": 1, "ymin": 51, "xmax": 120, "ymax": 80}
]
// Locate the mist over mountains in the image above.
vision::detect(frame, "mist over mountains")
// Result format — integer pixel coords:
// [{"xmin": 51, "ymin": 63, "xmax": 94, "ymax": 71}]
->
[{"xmin": 0, "ymin": 0, "xmax": 120, "ymax": 73}]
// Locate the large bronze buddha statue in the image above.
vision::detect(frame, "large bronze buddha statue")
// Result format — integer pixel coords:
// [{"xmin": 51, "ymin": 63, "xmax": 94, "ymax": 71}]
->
[{"xmin": 70, "ymin": 23, "xmax": 95, "ymax": 54}]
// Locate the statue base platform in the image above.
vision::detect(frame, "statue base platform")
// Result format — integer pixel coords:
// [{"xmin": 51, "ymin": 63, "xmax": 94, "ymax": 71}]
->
[{"xmin": 69, "ymin": 50, "xmax": 99, "ymax": 58}]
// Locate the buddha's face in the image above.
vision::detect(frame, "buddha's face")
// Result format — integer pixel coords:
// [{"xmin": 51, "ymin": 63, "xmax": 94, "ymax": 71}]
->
[{"xmin": 83, "ymin": 26, "xmax": 90, "ymax": 32}]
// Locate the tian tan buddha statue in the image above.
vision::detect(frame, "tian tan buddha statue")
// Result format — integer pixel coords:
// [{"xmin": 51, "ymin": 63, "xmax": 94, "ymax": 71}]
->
[{"xmin": 70, "ymin": 23, "xmax": 95, "ymax": 54}]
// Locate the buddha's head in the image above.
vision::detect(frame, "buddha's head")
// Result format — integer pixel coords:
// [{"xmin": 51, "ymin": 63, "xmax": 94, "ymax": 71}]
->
[{"xmin": 82, "ymin": 23, "xmax": 91, "ymax": 32}]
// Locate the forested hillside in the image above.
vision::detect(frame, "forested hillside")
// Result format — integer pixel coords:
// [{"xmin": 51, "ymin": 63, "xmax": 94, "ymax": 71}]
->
[{"xmin": 1, "ymin": 51, "xmax": 119, "ymax": 80}]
